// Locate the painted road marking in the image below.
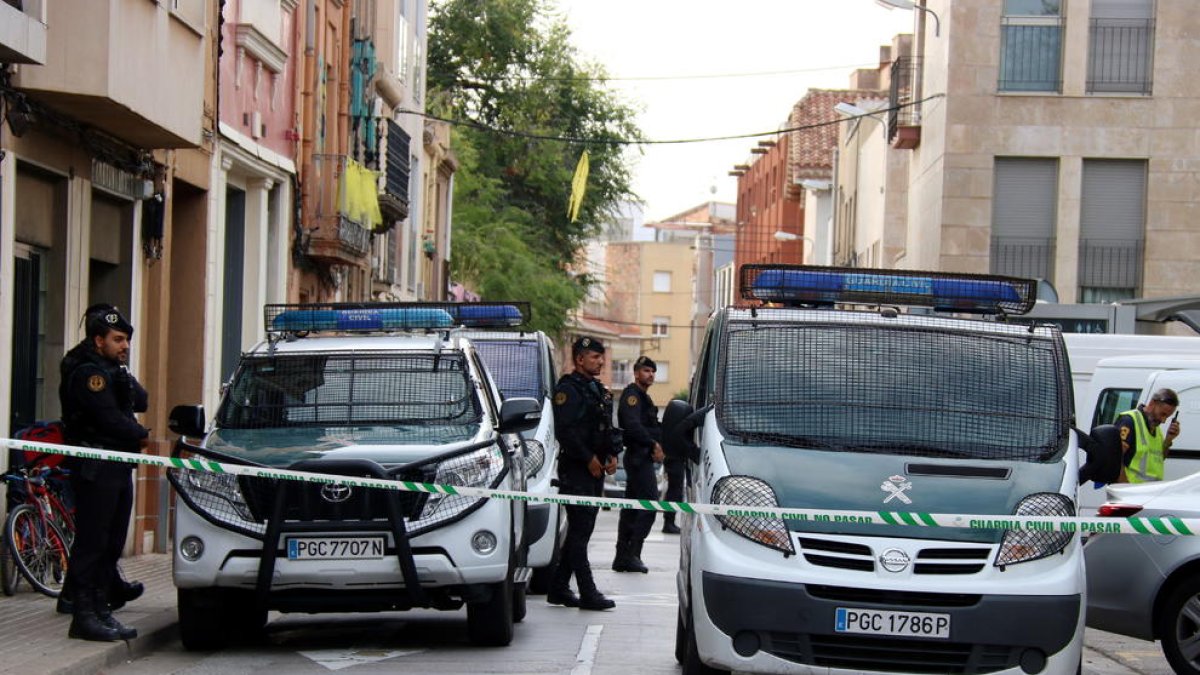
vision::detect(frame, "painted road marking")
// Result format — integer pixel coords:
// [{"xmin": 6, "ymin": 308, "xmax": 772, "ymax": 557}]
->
[{"xmin": 570, "ymin": 624, "xmax": 604, "ymax": 675}]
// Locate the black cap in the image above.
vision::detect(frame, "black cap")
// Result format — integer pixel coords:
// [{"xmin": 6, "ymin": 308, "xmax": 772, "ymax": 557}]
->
[
  {"xmin": 84, "ymin": 304, "xmax": 134, "ymax": 340},
  {"xmin": 634, "ymin": 355, "xmax": 656, "ymax": 371},
  {"xmin": 571, "ymin": 335, "xmax": 605, "ymax": 356}
]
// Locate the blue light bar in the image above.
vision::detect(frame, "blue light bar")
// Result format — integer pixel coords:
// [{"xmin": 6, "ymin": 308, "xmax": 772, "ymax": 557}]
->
[
  {"xmin": 270, "ymin": 307, "xmax": 455, "ymax": 332},
  {"xmin": 451, "ymin": 303, "xmax": 526, "ymax": 327},
  {"xmin": 740, "ymin": 265, "xmax": 1037, "ymax": 315}
]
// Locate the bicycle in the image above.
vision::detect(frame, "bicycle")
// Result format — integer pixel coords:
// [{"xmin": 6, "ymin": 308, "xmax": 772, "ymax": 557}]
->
[{"xmin": 3, "ymin": 466, "xmax": 74, "ymax": 597}]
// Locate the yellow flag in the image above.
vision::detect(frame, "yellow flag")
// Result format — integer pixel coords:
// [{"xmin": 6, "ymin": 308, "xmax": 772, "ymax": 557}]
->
[{"xmin": 567, "ymin": 150, "xmax": 589, "ymax": 222}]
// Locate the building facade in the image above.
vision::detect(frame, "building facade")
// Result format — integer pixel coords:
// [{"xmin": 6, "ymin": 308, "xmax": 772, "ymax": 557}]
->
[{"xmin": 863, "ymin": 0, "xmax": 1197, "ymax": 309}]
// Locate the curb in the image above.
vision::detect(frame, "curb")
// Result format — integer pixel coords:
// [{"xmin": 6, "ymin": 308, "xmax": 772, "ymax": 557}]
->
[{"xmin": 49, "ymin": 608, "xmax": 177, "ymax": 675}]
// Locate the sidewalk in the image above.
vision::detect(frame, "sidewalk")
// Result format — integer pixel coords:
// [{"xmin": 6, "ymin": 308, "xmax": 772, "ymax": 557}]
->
[{"xmin": 0, "ymin": 554, "xmax": 176, "ymax": 675}]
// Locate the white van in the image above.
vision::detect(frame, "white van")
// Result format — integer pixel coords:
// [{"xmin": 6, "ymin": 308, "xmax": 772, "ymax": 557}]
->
[
  {"xmin": 1062, "ymin": 333, "xmax": 1200, "ymax": 418},
  {"xmin": 666, "ymin": 265, "xmax": 1109, "ymax": 675}
]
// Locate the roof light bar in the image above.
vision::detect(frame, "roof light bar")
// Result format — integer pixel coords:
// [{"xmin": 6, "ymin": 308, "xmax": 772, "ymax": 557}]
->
[
  {"xmin": 739, "ymin": 264, "xmax": 1037, "ymax": 315},
  {"xmin": 264, "ymin": 301, "xmax": 531, "ymax": 334}
]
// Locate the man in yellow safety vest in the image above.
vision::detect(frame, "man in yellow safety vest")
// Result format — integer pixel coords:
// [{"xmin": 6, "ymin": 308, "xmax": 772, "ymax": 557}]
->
[{"xmin": 1116, "ymin": 388, "xmax": 1181, "ymax": 483}]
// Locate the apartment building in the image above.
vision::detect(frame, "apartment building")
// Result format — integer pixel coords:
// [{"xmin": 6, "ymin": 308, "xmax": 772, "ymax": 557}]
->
[
  {"xmin": 0, "ymin": 0, "xmax": 215, "ymax": 552},
  {"xmin": 846, "ymin": 0, "xmax": 1197, "ymax": 307}
]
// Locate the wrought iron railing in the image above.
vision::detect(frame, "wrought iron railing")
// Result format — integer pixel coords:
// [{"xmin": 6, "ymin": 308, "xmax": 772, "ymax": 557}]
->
[
  {"xmin": 888, "ymin": 56, "xmax": 922, "ymax": 143},
  {"xmin": 1078, "ymin": 238, "xmax": 1142, "ymax": 290},
  {"xmin": 998, "ymin": 18, "xmax": 1065, "ymax": 92},
  {"xmin": 990, "ymin": 236, "xmax": 1055, "ymax": 281},
  {"xmin": 338, "ymin": 215, "xmax": 371, "ymax": 256},
  {"xmin": 1087, "ymin": 18, "xmax": 1155, "ymax": 94}
]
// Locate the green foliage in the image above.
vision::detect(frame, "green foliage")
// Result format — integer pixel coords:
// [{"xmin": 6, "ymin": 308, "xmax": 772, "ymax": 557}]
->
[
  {"xmin": 429, "ymin": 0, "xmax": 643, "ymax": 340},
  {"xmin": 673, "ymin": 389, "xmax": 690, "ymax": 402}
]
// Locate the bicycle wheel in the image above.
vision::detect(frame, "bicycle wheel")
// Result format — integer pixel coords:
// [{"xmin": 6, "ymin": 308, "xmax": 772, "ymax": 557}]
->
[
  {"xmin": 0, "ymin": 534, "xmax": 17, "ymax": 596},
  {"xmin": 6, "ymin": 504, "xmax": 69, "ymax": 597}
]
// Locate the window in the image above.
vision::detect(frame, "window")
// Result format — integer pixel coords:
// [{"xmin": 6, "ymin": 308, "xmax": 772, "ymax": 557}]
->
[
  {"xmin": 611, "ymin": 360, "xmax": 631, "ymax": 388},
  {"xmin": 652, "ymin": 316, "xmax": 669, "ymax": 337},
  {"xmin": 396, "ymin": 4, "xmax": 409, "ymax": 84},
  {"xmin": 1078, "ymin": 159, "xmax": 1146, "ymax": 303},
  {"xmin": 1093, "ymin": 388, "xmax": 1141, "ymax": 428},
  {"xmin": 999, "ymin": 0, "xmax": 1064, "ymax": 92},
  {"xmin": 990, "ymin": 158, "xmax": 1058, "ymax": 280},
  {"xmin": 1088, "ymin": 0, "xmax": 1155, "ymax": 94},
  {"xmin": 655, "ymin": 361, "xmax": 669, "ymax": 384},
  {"xmin": 170, "ymin": 0, "xmax": 206, "ymax": 34},
  {"xmin": 653, "ymin": 271, "xmax": 671, "ymax": 293}
]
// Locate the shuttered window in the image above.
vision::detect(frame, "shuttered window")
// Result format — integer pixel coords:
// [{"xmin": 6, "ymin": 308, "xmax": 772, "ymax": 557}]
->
[
  {"xmin": 1079, "ymin": 159, "xmax": 1146, "ymax": 302},
  {"xmin": 991, "ymin": 158, "xmax": 1058, "ymax": 280}
]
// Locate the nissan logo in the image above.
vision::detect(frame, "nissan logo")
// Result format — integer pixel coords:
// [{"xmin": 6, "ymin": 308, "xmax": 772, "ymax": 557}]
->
[
  {"xmin": 878, "ymin": 548, "xmax": 911, "ymax": 573},
  {"xmin": 320, "ymin": 482, "xmax": 352, "ymax": 503}
]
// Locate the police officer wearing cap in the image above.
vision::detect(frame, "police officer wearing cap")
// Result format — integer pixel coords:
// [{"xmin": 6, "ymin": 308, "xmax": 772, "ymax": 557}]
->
[
  {"xmin": 613, "ymin": 355, "xmax": 664, "ymax": 573},
  {"xmin": 546, "ymin": 336, "xmax": 619, "ymax": 610},
  {"xmin": 58, "ymin": 304, "xmax": 148, "ymax": 642}
]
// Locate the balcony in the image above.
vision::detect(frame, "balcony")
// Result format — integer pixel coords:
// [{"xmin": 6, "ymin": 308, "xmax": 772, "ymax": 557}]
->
[
  {"xmin": 1087, "ymin": 18, "xmax": 1155, "ymax": 95},
  {"xmin": 888, "ymin": 56, "xmax": 921, "ymax": 149},
  {"xmin": 13, "ymin": 0, "xmax": 204, "ymax": 148},
  {"xmin": 0, "ymin": 0, "xmax": 47, "ymax": 65},
  {"xmin": 379, "ymin": 120, "xmax": 411, "ymax": 225},
  {"xmin": 1079, "ymin": 238, "xmax": 1143, "ymax": 291},
  {"xmin": 308, "ymin": 215, "xmax": 372, "ymax": 264},
  {"xmin": 990, "ymin": 236, "xmax": 1055, "ymax": 281}
]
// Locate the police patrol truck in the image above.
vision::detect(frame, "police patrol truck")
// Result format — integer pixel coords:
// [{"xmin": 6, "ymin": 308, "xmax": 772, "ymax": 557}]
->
[
  {"xmin": 166, "ymin": 302, "xmax": 541, "ymax": 650},
  {"xmin": 665, "ymin": 265, "xmax": 1111, "ymax": 675}
]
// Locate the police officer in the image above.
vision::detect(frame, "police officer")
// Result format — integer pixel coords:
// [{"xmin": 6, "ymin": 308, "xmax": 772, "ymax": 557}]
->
[
  {"xmin": 59, "ymin": 304, "xmax": 148, "ymax": 642},
  {"xmin": 661, "ymin": 401, "xmax": 686, "ymax": 534},
  {"xmin": 613, "ymin": 356, "xmax": 664, "ymax": 573},
  {"xmin": 546, "ymin": 337, "xmax": 619, "ymax": 611},
  {"xmin": 1116, "ymin": 388, "xmax": 1181, "ymax": 483}
]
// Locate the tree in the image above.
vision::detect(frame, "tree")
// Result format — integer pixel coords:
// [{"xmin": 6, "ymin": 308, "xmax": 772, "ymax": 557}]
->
[{"xmin": 428, "ymin": 0, "xmax": 643, "ymax": 338}]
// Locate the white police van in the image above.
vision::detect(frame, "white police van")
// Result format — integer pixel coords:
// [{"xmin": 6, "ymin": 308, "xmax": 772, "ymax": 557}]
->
[
  {"xmin": 463, "ymin": 320, "xmax": 565, "ymax": 594},
  {"xmin": 166, "ymin": 302, "xmax": 541, "ymax": 650},
  {"xmin": 665, "ymin": 265, "xmax": 1111, "ymax": 675}
]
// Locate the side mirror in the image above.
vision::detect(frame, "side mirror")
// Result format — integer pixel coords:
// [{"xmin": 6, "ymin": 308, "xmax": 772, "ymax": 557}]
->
[
  {"xmin": 498, "ymin": 397, "xmax": 542, "ymax": 435},
  {"xmin": 662, "ymin": 399, "xmax": 696, "ymax": 461},
  {"xmin": 1078, "ymin": 424, "xmax": 1122, "ymax": 485},
  {"xmin": 169, "ymin": 405, "xmax": 207, "ymax": 438}
]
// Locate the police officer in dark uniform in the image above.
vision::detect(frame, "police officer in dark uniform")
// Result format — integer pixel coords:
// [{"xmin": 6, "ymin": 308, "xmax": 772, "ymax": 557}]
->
[
  {"xmin": 546, "ymin": 336, "xmax": 619, "ymax": 611},
  {"xmin": 613, "ymin": 356, "xmax": 664, "ymax": 573},
  {"xmin": 661, "ymin": 391, "xmax": 687, "ymax": 534},
  {"xmin": 59, "ymin": 304, "xmax": 148, "ymax": 642}
]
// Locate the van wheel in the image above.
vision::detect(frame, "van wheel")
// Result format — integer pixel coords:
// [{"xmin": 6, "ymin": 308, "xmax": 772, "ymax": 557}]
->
[
  {"xmin": 675, "ymin": 608, "xmax": 688, "ymax": 664},
  {"xmin": 179, "ymin": 588, "xmax": 230, "ymax": 651},
  {"xmin": 512, "ymin": 580, "xmax": 527, "ymax": 623},
  {"xmin": 683, "ymin": 609, "xmax": 729, "ymax": 675},
  {"xmin": 467, "ymin": 574, "xmax": 515, "ymax": 646},
  {"xmin": 1159, "ymin": 577, "xmax": 1200, "ymax": 674},
  {"xmin": 225, "ymin": 590, "xmax": 268, "ymax": 644}
]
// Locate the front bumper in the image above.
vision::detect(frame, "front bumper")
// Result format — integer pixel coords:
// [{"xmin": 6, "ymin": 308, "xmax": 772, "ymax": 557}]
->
[{"xmin": 700, "ymin": 571, "xmax": 1079, "ymax": 674}]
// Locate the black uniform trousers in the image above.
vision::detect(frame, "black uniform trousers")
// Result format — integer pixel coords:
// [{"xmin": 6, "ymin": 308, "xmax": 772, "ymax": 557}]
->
[
  {"xmin": 553, "ymin": 464, "xmax": 604, "ymax": 594},
  {"xmin": 617, "ymin": 449, "xmax": 659, "ymax": 544},
  {"xmin": 67, "ymin": 461, "xmax": 134, "ymax": 595}
]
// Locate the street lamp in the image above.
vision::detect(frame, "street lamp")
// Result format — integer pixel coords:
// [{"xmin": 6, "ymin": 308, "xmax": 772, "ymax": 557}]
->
[
  {"xmin": 874, "ymin": 0, "xmax": 941, "ymax": 37},
  {"xmin": 773, "ymin": 231, "xmax": 815, "ymax": 263}
]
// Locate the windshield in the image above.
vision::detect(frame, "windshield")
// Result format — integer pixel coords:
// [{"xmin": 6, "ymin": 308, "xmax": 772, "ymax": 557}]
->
[
  {"xmin": 472, "ymin": 339, "xmax": 545, "ymax": 402},
  {"xmin": 716, "ymin": 319, "xmax": 1069, "ymax": 461},
  {"xmin": 216, "ymin": 351, "xmax": 481, "ymax": 430}
]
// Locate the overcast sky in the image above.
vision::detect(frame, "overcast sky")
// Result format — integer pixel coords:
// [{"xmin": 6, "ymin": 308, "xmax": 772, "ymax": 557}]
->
[{"xmin": 554, "ymin": 0, "xmax": 917, "ymax": 222}]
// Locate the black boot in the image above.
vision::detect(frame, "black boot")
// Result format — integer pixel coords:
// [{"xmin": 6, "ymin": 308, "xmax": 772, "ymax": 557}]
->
[
  {"xmin": 611, "ymin": 541, "xmax": 635, "ymax": 572},
  {"xmin": 628, "ymin": 540, "xmax": 649, "ymax": 574},
  {"xmin": 94, "ymin": 589, "xmax": 137, "ymax": 640},
  {"xmin": 68, "ymin": 589, "xmax": 123, "ymax": 642},
  {"xmin": 56, "ymin": 578, "xmax": 74, "ymax": 615},
  {"xmin": 107, "ymin": 578, "xmax": 144, "ymax": 611},
  {"xmin": 546, "ymin": 558, "xmax": 578, "ymax": 607},
  {"xmin": 662, "ymin": 515, "xmax": 681, "ymax": 535},
  {"xmin": 576, "ymin": 566, "xmax": 615, "ymax": 611}
]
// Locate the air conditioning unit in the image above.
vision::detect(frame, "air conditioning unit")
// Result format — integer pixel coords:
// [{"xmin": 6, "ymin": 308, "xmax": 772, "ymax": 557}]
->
[{"xmin": 250, "ymin": 111, "xmax": 264, "ymax": 139}]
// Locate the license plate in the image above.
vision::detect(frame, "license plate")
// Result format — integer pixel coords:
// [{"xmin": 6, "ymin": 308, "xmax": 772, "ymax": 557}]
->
[
  {"xmin": 286, "ymin": 536, "xmax": 386, "ymax": 561},
  {"xmin": 835, "ymin": 607, "xmax": 951, "ymax": 639}
]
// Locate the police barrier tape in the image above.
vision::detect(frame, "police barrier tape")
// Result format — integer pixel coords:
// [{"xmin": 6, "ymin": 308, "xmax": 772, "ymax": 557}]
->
[{"xmin": 3, "ymin": 437, "xmax": 1193, "ymax": 537}]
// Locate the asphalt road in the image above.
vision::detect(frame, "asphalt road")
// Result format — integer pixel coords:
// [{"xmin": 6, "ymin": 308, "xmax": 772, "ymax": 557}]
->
[{"xmin": 107, "ymin": 510, "xmax": 1174, "ymax": 674}]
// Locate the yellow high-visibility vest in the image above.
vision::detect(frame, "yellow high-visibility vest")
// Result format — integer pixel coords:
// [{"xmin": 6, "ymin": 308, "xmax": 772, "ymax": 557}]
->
[{"xmin": 1119, "ymin": 409, "xmax": 1165, "ymax": 483}]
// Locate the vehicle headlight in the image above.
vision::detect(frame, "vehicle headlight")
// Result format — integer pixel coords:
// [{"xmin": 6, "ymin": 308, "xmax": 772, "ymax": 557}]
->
[
  {"xmin": 522, "ymin": 439, "xmax": 546, "ymax": 478},
  {"xmin": 174, "ymin": 470, "xmax": 256, "ymax": 522},
  {"xmin": 419, "ymin": 444, "xmax": 506, "ymax": 522},
  {"xmin": 712, "ymin": 475, "xmax": 795, "ymax": 556},
  {"xmin": 995, "ymin": 492, "xmax": 1074, "ymax": 567}
]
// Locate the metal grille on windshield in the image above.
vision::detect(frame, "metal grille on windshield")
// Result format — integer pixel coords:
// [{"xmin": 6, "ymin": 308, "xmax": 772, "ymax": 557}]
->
[{"xmin": 715, "ymin": 317, "xmax": 1069, "ymax": 461}]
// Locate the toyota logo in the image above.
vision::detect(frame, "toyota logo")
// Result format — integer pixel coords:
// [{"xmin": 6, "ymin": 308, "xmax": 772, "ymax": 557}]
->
[
  {"xmin": 320, "ymin": 482, "xmax": 352, "ymax": 503},
  {"xmin": 878, "ymin": 548, "xmax": 911, "ymax": 573}
]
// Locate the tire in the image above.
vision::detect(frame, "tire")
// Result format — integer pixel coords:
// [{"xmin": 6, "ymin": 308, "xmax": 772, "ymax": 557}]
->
[
  {"xmin": 683, "ymin": 604, "xmax": 730, "ymax": 675},
  {"xmin": 467, "ymin": 574, "xmax": 515, "ymax": 647},
  {"xmin": 675, "ymin": 607, "xmax": 688, "ymax": 665},
  {"xmin": 512, "ymin": 580, "xmax": 527, "ymax": 623},
  {"xmin": 6, "ymin": 504, "xmax": 68, "ymax": 597},
  {"xmin": 0, "ymin": 513, "xmax": 19, "ymax": 596},
  {"xmin": 528, "ymin": 565, "xmax": 552, "ymax": 595},
  {"xmin": 179, "ymin": 588, "xmax": 236, "ymax": 651},
  {"xmin": 1159, "ymin": 576, "xmax": 1200, "ymax": 674}
]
